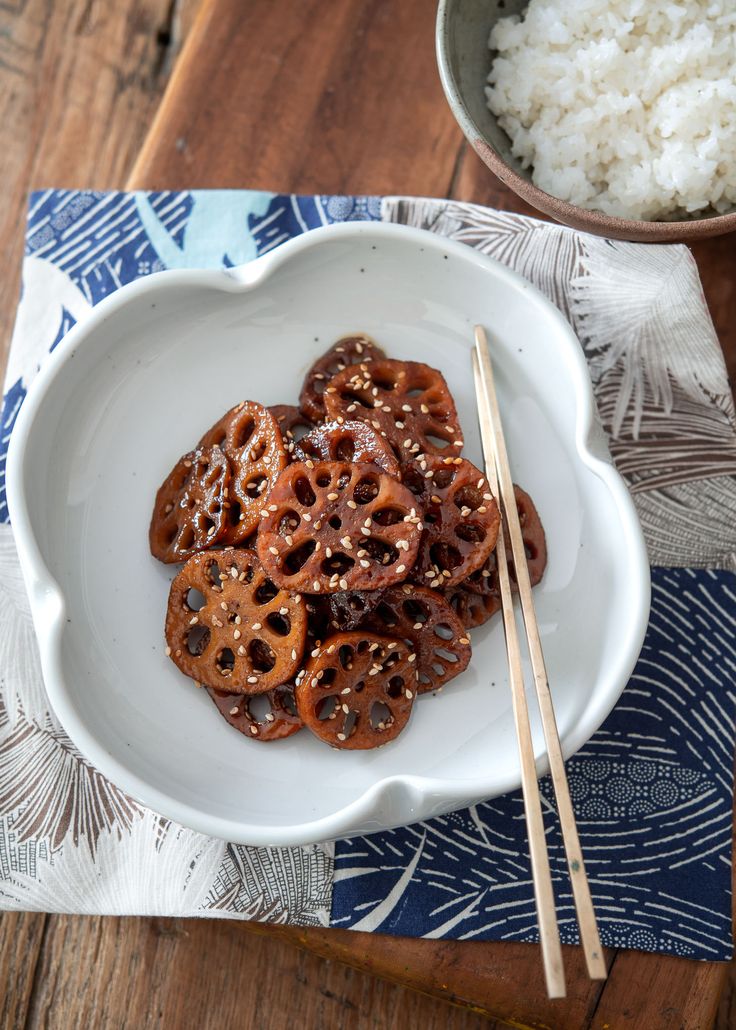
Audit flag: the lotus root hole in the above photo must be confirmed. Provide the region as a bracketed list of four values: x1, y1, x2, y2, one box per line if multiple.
[354, 476, 379, 505]
[233, 416, 256, 449]
[254, 579, 279, 605]
[316, 695, 337, 721]
[283, 540, 316, 574]
[371, 507, 404, 527]
[247, 694, 272, 723]
[186, 587, 206, 611]
[216, 647, 235, 675]
[186, 625, 211, 656]
[249, 638, 276, 672]
[370, 701, 393, 730]
[455, 522, 487, 544]
[294, 476, 317, 506]
[342, 710, 358, 738]
[386, 675, 404, 698]
[245, 475, 268, 498]
[361, 538, 398, 566]
[321, 554, 354, 577]
[266, 611, 291, 636]
[334, 436, 355, 462]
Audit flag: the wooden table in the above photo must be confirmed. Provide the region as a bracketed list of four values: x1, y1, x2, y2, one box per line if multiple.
[1, 0, 734, 1026]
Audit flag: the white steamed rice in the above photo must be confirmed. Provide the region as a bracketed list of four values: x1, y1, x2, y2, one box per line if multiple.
[485, 1, 736, 221]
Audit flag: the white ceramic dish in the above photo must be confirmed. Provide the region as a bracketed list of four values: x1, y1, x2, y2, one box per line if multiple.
[7, 222, 650, 846]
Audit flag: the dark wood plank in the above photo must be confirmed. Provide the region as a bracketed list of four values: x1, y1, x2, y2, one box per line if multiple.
[24, 916, 503, 1030]
[0, 912, 47, 1029]
[242, 924, 606, 1029]
[591, 951, 728, 1030]
[128, 0, 462, 197]
[0, 0, 199, 376]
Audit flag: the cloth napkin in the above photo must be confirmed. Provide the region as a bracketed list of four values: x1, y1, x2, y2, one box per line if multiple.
[1, 190, 734, 959]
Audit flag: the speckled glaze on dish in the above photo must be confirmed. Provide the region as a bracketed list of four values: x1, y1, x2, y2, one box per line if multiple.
[436, 0, 736, 242]
[7, 221, 650, 846]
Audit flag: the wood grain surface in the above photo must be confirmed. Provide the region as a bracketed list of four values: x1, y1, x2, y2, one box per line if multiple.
[1, 0, 734, 1027]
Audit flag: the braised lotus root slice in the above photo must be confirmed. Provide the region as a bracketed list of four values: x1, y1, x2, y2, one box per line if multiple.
[299, 334, 385, 423]
[362, 585, 471, 693]
[294, 632, 417, 750]
[165, 549, 307, 694]
[323, 358, 464, 463]
[150, 446, 230, 563]
[256, 460, 424, 593]
[198, 401, 288, 544]
[443, 584, 502, 630]
[207, 683, 303, 742]
[401, 454, 500, 588]
[268, 404, 314, 458]
[294, 419, 400, 477]
[465, 484, 547, 595]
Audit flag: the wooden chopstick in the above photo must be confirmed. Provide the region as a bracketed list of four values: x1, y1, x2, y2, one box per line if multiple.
[471, 349, 566, 1000]
[473, 326, 607, 985]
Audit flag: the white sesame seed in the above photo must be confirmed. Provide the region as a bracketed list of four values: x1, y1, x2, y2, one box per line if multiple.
[359, 559, 370, 568]
[291, 649, 297, 660]
[164, 646, 171, 656]
[339, 578, 348, 590]
[265, 713, 275, 722]
[325, 546, 332, 558]
[408, 653, 417, 663]
[269, 546, 279, 555]
[311, 677, 319, 688]
[248, 676, 258, 684]
[413, 622, 423, 630]
[252, 622, 262, 630]
[312, 580, 321, 592]
[405, 689, 414, 699]
[420, 404, 429, 414]
[341, 687, 351, 694]
[396, 564, 406, 574]
[303, 513, 312, 522]
[229, 706, 239, 715]
[238, 645, 246, 656]
[327, 492, 339, 501]
[347, 500, 357, 509]
[233, 629, 241, 639]
[249, 725, 258, 735]
[337, 732, 346, 741]
[341, 704, 350, 713]
[189, 615, 199, 625]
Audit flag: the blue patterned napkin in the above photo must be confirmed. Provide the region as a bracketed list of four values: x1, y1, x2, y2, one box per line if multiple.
[1, 190, 734, 959]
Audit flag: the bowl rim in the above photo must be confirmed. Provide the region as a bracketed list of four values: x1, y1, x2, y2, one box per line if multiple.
[6, 220, 651, 845]
[436, 0, 736, 242]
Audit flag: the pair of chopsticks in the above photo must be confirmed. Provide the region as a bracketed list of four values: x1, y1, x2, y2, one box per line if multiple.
[472, 326, 606, 999]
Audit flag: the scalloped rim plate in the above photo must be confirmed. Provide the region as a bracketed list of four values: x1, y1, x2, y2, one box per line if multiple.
[7, 222, 650, 845]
